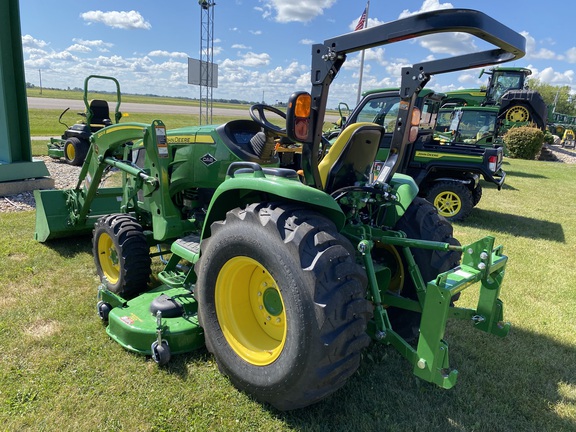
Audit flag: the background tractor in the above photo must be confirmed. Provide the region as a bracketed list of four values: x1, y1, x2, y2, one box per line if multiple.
[47, 75, 123, 166]
[443, 67, 548, 135]
[35, 9, 523, 410]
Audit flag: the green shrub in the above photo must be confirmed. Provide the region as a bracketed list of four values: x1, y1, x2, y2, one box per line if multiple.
[543, 130, 555, 144]
[503, 126, 544, 160]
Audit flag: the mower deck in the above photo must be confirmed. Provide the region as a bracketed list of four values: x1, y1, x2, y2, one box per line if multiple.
[99, 285, 204, 356]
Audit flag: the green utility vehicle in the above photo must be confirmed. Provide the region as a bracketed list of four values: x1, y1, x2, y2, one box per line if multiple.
[47, 75, 123, 166]
[335, 88, 505, 221]
[35, 9, 522, 410]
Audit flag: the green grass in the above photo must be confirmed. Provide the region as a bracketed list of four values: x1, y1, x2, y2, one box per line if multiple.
[27, 87, 253, 110]
[1, 157, 575, 431]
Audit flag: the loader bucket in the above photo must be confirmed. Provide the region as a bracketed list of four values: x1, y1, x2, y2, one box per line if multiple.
[34, 188, 123, 242]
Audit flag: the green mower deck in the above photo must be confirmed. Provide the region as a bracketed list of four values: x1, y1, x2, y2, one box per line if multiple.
[98, 285, 204, 357]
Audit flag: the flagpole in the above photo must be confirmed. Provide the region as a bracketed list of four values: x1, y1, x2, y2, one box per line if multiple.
[356, 1, 370, 104]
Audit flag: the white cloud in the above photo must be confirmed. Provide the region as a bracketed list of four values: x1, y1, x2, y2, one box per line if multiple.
[399, 0, 454, 18]
[262, 0, 337, 23]
[231, 44, 251, 49]
[67, 44, 92, 53]
[21, 35, 48, 49]
[521, 31, 561, 61]
[532, 66, 574, 87]
[566, 47, 576, 63]
[71, 38, 114, 53]
[80, 10, 152, 30]
[299, 39, 314, 45]
[221, 52, 271, 68]
[148, 50, 189, 59]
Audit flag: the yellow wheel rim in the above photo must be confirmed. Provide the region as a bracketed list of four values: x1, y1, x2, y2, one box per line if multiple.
[97, 232, 119, 284]
[65, 143, 75, 161]
[434, 191, 462, 218]
[215, 256, 286, 366]
[506, 106, 529, 123]
[375, 243, 405, 294]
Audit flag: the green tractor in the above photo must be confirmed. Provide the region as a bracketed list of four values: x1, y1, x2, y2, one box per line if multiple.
[443, 66, 548, 134]
[47, 75, 123, 166]
[35, 9, 523, 410]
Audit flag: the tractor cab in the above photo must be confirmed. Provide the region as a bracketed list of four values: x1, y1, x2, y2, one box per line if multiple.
[481, 66, 531, 105]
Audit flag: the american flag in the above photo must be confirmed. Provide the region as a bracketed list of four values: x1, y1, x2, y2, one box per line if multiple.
[355, 7, 367, 31]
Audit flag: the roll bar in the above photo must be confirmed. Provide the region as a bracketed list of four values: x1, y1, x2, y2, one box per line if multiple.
[297, 8, 526, 188]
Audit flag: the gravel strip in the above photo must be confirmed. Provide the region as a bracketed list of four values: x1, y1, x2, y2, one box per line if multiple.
[2, 146, 576, 214]
[1, 156, 81, 213]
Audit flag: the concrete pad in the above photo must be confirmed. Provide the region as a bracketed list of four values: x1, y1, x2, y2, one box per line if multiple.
[0, 177, 55, 196]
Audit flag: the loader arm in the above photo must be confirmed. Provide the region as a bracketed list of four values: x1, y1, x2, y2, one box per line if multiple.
[35, 122, 166, 242]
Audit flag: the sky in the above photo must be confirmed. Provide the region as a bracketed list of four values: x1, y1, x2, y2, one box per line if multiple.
[18, 0, 576, 109]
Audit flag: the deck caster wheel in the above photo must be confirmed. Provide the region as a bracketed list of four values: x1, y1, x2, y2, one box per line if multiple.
[151, 341, 171, 366]
[97, 301, 112, 321]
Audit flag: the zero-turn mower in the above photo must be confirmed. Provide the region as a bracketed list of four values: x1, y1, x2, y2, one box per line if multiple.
[47, 75, 123, 166]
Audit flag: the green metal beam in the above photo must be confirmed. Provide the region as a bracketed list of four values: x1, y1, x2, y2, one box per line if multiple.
[0, 0, 49, 182]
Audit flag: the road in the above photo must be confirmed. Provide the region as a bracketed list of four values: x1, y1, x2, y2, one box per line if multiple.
[27, 97, 338, 122]
[27, 97, 251, 117]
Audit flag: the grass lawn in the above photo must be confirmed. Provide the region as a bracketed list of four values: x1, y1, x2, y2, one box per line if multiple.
[1, 156, 574, 431]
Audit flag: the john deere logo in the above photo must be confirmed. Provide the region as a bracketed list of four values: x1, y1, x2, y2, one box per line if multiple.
[200, 153, 217, 166]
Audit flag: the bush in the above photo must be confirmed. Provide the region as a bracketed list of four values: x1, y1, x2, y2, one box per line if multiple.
[503, 126, 545, 160]
[543, 130, 555, 144]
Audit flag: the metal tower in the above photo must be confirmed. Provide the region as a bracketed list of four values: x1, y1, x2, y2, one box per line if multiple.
[199, 0, 215, 125]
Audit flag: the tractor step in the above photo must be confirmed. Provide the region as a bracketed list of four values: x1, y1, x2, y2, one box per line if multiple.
[157, 234, 201, 289]
[171, 233, 201, 262]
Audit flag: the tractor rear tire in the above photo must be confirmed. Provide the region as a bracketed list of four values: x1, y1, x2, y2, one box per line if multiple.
[385, 197, 462, 340]
[472, 183, 483, 207]
[426, 181, 474, 222]
[64, 137, 89, 166]
[93, 214, 151, 298]
[195, 202, 372, 411]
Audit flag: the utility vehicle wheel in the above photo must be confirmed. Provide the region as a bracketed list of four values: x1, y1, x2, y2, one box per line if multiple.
[426, 181, 474, 221]
[385, 197, 462, 339]
[64, 137, 89, 166]
[151, 341, 171, 366]
[195, 203, 371, 411]
[93, 214, 151, 298]
[472, 184, 483, 207]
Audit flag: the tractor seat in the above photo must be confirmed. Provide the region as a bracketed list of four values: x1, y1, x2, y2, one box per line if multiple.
[88, 99, 112, 130]
[318, 122, 383, 193]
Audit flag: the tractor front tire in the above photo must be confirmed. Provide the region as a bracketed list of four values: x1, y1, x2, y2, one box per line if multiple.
[386, 197, 462, 339]
[426, 181, 474, 221]
[195, 203, 372, 411]
[64, 137, 89, 166]
[93, 214, 151, 298]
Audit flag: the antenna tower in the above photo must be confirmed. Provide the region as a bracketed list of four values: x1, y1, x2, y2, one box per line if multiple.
[199, 1, 215, 125]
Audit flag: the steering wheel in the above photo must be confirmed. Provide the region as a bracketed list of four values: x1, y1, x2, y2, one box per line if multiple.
[249, 104, 287, 136]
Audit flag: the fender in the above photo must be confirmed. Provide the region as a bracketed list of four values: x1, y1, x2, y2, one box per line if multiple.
[382, 173, 419, 227]
[202, 163, 346, 238]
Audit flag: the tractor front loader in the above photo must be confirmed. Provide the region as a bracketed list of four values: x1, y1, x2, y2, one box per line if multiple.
[35, 9, 523, 411]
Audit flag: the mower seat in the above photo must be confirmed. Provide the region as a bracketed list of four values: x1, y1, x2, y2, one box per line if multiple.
[318, 122, 383, 194]
[88, 99, 112, 130]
